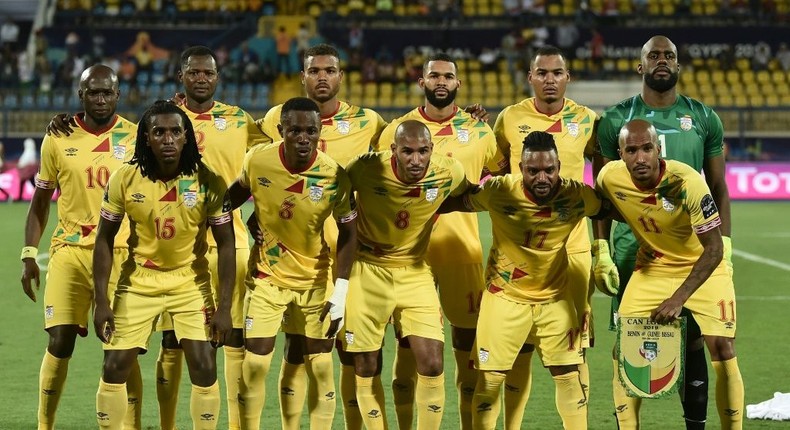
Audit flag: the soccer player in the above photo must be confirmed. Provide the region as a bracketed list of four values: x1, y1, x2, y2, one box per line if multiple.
[92, 100, 235, 430]
[593, 35, 732, 430]
[21, 65, 141, 430]
[442, 131, 605, 430]
[596, 119, 743, 430]
[491, 45, 598, 428]
[376, 52, 497, 430]
[226, 97, 358, 430]
[343, 120, 470, 430]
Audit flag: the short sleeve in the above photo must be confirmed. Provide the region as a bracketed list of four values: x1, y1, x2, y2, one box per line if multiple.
[332, 167, 358, 224]
[597, 110, 621, 160]
[466, 175, 500, 212]
[448, 158, 472, 197]
[583, 112, 600, 159]
[238, 147, 256, 188]
[491, 109, 511, 172]
[206, 172, 232, 226]
[579, 183, 603, 218]
[100, 169, 126, 222]
[368, 110, 388, 152]
[244, 111, 269, 150]
[258, 107, 281, 146]
[376, 122, 398, 153]
[684, 172, 721, 235]
[36, 135, 59, 189]
[702, 106, 724, 159]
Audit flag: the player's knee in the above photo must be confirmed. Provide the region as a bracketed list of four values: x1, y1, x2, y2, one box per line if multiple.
[225, 328, 244, 348]
[284, 334, 307, 363]
[451, 326, 476, 351]
[416, 355, 443, 377]
[519, 343, 535, 354]
[706, 336, 736, 361]
[187, 358, 218, 386]
[336, 344, 355, 366]
[102, 358, 130, 384]
[548, 364, 577, 377]
[160, 330, 181, 349]
[354, 352, 380, 377]
[47, 327, 78, 358]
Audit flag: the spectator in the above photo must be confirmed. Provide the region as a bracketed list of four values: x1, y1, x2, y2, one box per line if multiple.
[275, 26, 292, 75]
[377, 59, 396, 83]
[215, 45, 230, 69]
[0, 45, 18, 89]
[555, 20, 579, 59]
[34, 51, 53, 92]
[260, 59, 275, 83]
[123, 31, 169, 61]
[348, 22, 363, 53]
[775, 43, 790, 71]
[501, 29, 520, 78]
[118, 56, 137, 82]
[752, 44, 771, 71]
[18, 50, 34, 89]
[65, 31, 80, 55]
[362, 57, 377, 83]
[479, 47, 499, 72]
[17, 138, 38, 202]
[0, 16, 19, 50]
[296, 23, 310, 61]
[589, 28, 604, 77]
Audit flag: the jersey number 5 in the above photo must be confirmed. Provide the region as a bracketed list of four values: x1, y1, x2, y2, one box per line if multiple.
[155, 217, 176, 240]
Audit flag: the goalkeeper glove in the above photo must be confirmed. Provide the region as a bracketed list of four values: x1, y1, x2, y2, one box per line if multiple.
[325, 278, 349, 337]
[722, 236, 733, 275]
[591, 239, 620, 297]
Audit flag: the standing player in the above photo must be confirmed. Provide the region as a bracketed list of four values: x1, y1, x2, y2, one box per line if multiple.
[255, 43, 386, 430]
[344, 120, 470, 430]
[226, 97, 358, 430]
[21, 65, 141, 430]
[491, 45, 598, 428]
[596, 120, 743, 430]
[593, 35, 732, 430]
[93, 100, 235, 430]
[442, 131, 605, 430]
[376, 53, 497, 430]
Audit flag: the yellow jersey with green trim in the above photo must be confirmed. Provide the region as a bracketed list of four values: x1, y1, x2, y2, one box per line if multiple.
[101, 163, 232, 270]
[347, 151, 469, 267]
[596, 159, 727, 276]
[378, 106, 498, 265]
[493, 98, 597, 254]
[239, 143, 356, 290]
[36, 114, 136, 250]
[256, 100, 387, 167]
[182, 101, 268, 249]
[468, 175, 602, 303]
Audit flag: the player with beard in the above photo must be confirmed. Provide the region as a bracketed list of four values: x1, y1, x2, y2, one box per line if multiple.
[376, 53, 498, 430]
[593, 35, 731, 430]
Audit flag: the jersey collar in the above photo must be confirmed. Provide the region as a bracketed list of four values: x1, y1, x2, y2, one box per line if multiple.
[75, 113, 119, 136]
[418, 105, 458, 123]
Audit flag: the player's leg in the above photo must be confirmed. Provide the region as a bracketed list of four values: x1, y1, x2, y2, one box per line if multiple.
[392, 332, 416, 430]
[297, 287, 337, 429]
[280, 333, 308, 430]
[567, 252, 593, 400]
[336, 334, 363, 430]
[503, 344, 535, 430]
[706, 336, 743, 430]
[97, 349, 140, 430]
[181, 340, 221, 430]
[156, 327, 182, 430]
[680, 311, 708, 430]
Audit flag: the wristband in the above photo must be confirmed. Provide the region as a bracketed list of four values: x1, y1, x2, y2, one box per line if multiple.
[332, 278, 349, 297]
[21, 246, 38, 261]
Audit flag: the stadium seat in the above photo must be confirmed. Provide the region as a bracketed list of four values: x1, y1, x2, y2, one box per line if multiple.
[771, 70, 787, 84]
[36, 93, 51, 108]
[2, 94, 18, 109]
[725, 70, 740, 85]
[765, 94, 780, 107]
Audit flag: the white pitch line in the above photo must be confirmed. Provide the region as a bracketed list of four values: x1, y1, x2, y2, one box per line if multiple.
[733, 249, 790, 272]
[591, 294, 790, 301]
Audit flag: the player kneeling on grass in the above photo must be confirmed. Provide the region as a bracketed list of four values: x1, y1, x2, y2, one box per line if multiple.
[92, 100, 235, 430]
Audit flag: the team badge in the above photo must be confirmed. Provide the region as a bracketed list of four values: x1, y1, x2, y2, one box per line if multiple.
[662, 197, 675, 212]
[337, 120, 350, 135]
[183, 190, 198, 208]
[426, 188, 439, 202]
[457, 128, 469, 143]
[345, 331, 354, 345]
[245, 316, 254, 330]
[679, 115, 693, 131]
[309, 185, 324, 202]
[478, 348, 489, 364]
[113, 145, 126, 160]
[214, 117, 227, 131]
[567, 121, 579, 137]
[45, 305, 54, 319]
[617, 316, 686, 399]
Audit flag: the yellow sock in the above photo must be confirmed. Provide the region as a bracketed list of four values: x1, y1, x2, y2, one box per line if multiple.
[612, 357, 640, 430]
[38, 350, 70, 430]
[712, 358, 744, 430]
[415, 373, 445, 429]
[452, 349, 476, 430]
[392, 344, 416, 430]
[279, 359, 307, 430]
[238, 351, 273, 430]
[553, 370, 588, 430]
[306, 353, 336, 429]
[578, 360, 590, 401]
[355, 375, 387, 430]
[340, 364, 363, 430]
[190, 382, 220, 430]
[124, 359, 142, 430]
[223, 346, 245, 430]
[96, 379, 127, 430]
[156, 347, 183, 430]
[472, 370, 505, 430]
[504, 351, 533, 429]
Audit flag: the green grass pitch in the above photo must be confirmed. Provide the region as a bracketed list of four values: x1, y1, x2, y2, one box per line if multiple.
[1, 201, 788, 429]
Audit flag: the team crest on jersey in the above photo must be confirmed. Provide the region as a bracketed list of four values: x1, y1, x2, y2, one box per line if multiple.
[679, 115, 693, 131]
[113, 145, 126, 160]
[567, 121, 579, 137]
[45, 305, 54, 319]
[214, 117, 227, 131]
[662, 197, 676, 213]
[345, 331, 354, 345]
[478, 348, 489, 364]
[457, 128, 469, 143]
[309, 185, 324, 202]
[245, 316, 254, 330]
[337, 120, 350, 135]
[426, 188, 439, 202]
[183, 190, 198, 208]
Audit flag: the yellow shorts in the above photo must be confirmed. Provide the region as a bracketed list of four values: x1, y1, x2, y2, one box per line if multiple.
[474, 288, 583, 371]
[433, 263, 484, 329]
[567, 251, 594, 348]
[209, 246, 249, 329]
[245, 275, 330, 339]
[43, 246, 128, 333]
[108, 264, 214, 350]
[619, 269, 736, 338]
[343, 260, 443, 353]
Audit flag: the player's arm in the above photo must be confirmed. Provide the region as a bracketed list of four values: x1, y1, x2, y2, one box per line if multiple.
[209, 216, 235, 346]
[227, 179, 252, 211]
[490, 110, 511, 175]
[703, 154, 732, 271]
[591, 162, 621, 296]
[92, 214, 121, 343]
[438, 185, 482, 213]
[651, 227, 723, 324]
[321, 216, 358, 338]
[21, 185, 55, 302]
[45, 113, 77, 137]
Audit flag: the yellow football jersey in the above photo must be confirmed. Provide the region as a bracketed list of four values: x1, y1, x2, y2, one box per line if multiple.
[378, 106, 498, 265]
[493, 98, 597, 254]
[239, 143, 356, 290]
[468, 175, 602, 303]
[101, 164, 232, 270]
[182, 101, 268, 249]
[347, 150, 469, 267]
[36, 114, 136, 250]
[256, 100, 387, 168]
[596, 159, 726, 276]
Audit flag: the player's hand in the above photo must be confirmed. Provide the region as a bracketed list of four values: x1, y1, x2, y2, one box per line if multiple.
[591, 239, 620, 296]
[169, 92, 187, 106]
[722, 236, 733, 276]
[209, 308, 232, 348]
[93, 304, 115, 344]
[651, 296, 684, 325]
[21, 258, 41, 302]
[319, 278, 349, 338]
[463, 103, 490, 122]
[46, 113, 76, 137]
[246, 217, 263, 245]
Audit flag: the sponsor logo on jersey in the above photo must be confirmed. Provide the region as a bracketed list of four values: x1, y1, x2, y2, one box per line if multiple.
[426, 188, 439, 202]
[131, 193, 145, 203]
[518, 124, 531, 134]
[614, 191, 627, 201]
[374, 186, 388, 196]
[183, 190, 198, 208]
[309, 185, 324, 202]
[113, 145, 126, 160]
[65, 147, 78, 156]
[567, 121, 579, 137]
[457, 128, 469, 143]
[679, 115, 693, 131]
[257, 177, 271, 187]
[337, 120, 350, 135]
[214, 117, 227, 131]
[478, 347, 489, 363]
[662, 197, 675, 212]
